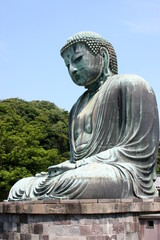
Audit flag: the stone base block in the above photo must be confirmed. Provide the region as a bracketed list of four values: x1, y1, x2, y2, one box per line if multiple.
[0, 198, 160, 239]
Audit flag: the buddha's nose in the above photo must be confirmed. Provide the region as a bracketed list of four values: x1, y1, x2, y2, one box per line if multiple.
[69, 65, 77, 75]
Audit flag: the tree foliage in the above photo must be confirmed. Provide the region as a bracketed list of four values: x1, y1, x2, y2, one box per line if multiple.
[0, 98, 69, 200]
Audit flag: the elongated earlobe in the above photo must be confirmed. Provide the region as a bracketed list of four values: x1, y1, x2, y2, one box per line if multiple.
[100, 47, 111, 77]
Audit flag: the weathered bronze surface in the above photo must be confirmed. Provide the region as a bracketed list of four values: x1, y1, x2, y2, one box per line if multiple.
[8, 32, 159, 200]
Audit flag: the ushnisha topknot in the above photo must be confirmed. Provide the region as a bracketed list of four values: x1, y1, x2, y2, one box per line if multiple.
[60, 31, 118, 74]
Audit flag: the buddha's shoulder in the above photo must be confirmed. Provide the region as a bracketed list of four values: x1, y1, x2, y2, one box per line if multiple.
[109, 74, 152, 90]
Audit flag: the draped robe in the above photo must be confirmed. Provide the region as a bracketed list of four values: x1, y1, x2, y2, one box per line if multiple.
[8, 74, 159, 200]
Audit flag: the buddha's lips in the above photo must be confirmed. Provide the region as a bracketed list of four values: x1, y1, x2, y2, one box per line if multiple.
[74, 74, 80, 81]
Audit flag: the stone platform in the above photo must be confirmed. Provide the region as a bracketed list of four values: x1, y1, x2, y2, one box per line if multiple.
[0, 198, 160, 240]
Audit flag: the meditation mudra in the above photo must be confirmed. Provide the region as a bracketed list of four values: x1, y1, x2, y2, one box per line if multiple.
[8, 32, 159, 200]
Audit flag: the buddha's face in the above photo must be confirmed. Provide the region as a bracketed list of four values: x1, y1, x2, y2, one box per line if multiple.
[62, 43, 104, 87]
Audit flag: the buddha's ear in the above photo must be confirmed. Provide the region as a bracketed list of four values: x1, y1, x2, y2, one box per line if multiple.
[100, 47, 109, 63]
[100, 47, 110, 75]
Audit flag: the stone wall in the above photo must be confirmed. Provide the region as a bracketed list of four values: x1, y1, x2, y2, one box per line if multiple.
[0, 198, 160, 240]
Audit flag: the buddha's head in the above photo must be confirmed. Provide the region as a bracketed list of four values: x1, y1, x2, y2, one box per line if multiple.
[60, 32, 118, 87]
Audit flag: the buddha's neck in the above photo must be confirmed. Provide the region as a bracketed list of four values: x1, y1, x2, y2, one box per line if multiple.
[85, 75, 107, 98]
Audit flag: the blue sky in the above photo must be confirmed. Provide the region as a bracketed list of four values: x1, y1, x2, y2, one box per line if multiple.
[0, 0, 160, 113]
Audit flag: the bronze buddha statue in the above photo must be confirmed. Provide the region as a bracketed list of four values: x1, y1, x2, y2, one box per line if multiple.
[8, 32, 159, 200]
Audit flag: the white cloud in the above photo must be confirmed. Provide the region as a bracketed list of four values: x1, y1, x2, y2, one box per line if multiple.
[123, 0, 160, 11]
[121, 0, 160, 34]
[123, 18, 160, 35]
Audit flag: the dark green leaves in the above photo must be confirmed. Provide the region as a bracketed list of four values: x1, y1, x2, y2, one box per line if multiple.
[0, 98, 69, 200]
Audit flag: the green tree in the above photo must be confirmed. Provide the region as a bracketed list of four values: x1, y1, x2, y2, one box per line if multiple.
[0, 98, 70, 200]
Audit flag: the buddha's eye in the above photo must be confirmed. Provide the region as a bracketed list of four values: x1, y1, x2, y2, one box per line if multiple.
[74, 55, 83, 64]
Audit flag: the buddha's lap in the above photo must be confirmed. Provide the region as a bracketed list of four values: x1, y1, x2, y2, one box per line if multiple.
[13, 162, 128, 190]
[9, 162, 134, 199]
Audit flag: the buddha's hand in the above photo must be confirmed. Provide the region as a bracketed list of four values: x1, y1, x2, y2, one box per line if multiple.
[48, 160, 75, 177]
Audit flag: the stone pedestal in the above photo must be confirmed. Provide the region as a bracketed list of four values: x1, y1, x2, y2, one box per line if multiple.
[0, 198, 160, 240]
